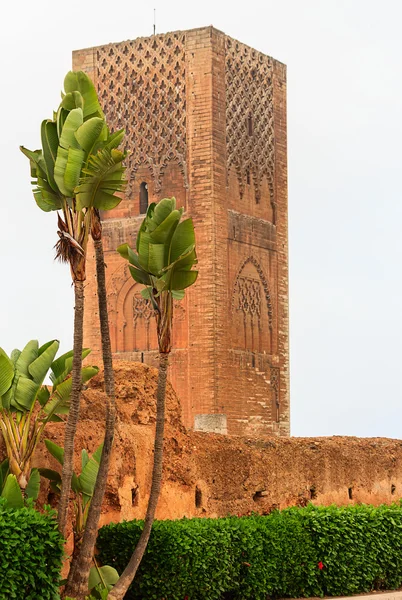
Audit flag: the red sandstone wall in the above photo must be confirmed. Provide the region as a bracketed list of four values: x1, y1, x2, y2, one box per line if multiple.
[73, 26, 289, 436]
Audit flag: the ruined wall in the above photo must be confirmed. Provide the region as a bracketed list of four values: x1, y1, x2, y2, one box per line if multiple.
[36, 364, 402, 528]
[74, 26, 289, 436]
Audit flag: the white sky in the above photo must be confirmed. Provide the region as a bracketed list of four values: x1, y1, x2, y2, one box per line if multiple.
[1, 0, 401, 437]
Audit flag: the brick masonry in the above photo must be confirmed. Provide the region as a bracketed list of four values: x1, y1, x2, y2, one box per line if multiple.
[73, 26, 289, 436]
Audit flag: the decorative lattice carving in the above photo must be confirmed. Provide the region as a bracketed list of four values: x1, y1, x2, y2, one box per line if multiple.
[226, 37, 275, 205]
[133, 294, 156, 322]
[232, 256, 273, 330]
[96, 33, 187, 195]
[237, 276, 261, 319]
[106, 263, 130, 302]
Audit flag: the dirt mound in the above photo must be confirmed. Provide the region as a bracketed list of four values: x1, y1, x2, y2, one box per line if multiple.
[80, 360, 185, 430]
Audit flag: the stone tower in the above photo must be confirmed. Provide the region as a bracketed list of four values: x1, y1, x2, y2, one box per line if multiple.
[74, 26, 289, 436]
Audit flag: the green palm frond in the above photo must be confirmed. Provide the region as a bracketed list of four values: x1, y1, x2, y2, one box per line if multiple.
[75, 147, 127, 211]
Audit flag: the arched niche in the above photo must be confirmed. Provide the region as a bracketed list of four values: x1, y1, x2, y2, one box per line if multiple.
[116, 280, 158, 352]
[139, 181, 149, 214]
[231, 257, 273, 354]
[158, 157, 187, 210]
[107, 265, 189, 354]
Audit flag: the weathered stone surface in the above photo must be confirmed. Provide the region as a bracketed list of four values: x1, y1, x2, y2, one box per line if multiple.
[74, 26, 289, 437]
[32, 364, 402, 527]
[194, 414, 228, 434]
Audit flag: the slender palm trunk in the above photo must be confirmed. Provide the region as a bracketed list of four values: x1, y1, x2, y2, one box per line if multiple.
[58, 279, 85, 538]
[108, 352, 169, 600]
[65, 238, 116, 599]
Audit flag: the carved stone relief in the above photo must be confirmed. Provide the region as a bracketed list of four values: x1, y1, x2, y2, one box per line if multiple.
[96, 33, 188, 196]
[106, 262, 187, 353]
[226, 37, 275, 206]
[231, 256, 273, 354]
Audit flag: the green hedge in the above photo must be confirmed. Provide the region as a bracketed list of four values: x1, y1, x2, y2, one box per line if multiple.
[0, 501, 63, 600]
[97, 503, 402, 599]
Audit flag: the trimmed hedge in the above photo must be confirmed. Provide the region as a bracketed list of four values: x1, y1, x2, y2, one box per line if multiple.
[97, 503, 402, 599]
[0, 501, 63, 600]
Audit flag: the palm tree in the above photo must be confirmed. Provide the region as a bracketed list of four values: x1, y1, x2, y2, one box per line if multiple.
[20, 71, 126, 540]
[64, 210, 119, 598]
[108, 198, 198, 600]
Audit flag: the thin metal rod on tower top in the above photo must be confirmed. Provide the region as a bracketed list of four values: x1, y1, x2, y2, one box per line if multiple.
[153, 9, 156, 35]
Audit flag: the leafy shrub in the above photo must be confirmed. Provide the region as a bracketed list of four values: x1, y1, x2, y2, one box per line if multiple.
[0, 500, 63, 599]
[97, 503, 402, 599]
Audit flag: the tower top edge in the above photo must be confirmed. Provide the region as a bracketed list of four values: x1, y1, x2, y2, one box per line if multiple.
[72, 25, 286, 67]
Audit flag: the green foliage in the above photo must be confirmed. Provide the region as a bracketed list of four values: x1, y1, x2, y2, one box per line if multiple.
[97, 503, 402, 599]
[20, 71, 126, 214]
[117, 197, 198, 353]
[39, 441, 103, 538]
[20, 70, 126, 281]
[88, 563, 119, 598]
[117, 198, 198, 299]
[0, 499, 63, 599]
[0, 340, 98, 492]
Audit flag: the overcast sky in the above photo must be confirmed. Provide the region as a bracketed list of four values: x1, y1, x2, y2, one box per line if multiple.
[1, 0, 401, 438]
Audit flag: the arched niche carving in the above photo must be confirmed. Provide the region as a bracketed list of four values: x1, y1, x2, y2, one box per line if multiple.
[116, 279, 158, 353]
[106, 261, 189, 354]
[158, 157, 187, 210]
[231, 256, 273, 354]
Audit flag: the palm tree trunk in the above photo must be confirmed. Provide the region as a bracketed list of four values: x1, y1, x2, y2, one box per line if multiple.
[58, 279, 85, 538]
[65, 237, 116, 598]
[108, 352, 169, 600]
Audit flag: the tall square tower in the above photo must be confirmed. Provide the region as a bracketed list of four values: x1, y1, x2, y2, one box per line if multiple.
[74, 26, 289, 436]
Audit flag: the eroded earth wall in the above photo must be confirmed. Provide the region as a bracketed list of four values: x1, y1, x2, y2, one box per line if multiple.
[33, 364, 402, 527]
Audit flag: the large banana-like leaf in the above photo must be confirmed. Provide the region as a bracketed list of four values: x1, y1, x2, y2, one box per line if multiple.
[170, 269, 198, 290]
[78, 444, 103, 497]
[0, 349, 14, 397]
[105, 128, 125, 150]
[26, 469, 40, 501]
[64, 71, 104, 120]
[21, 146, 63, 212]
[74, 147, 127, 211]
[137, 231, 152, 272]
[170, 218, 196, 262]
[44, 366, 99, 416]
[148, 243, 165, 275]
[43, 440, 80, 493]
[65, 147, 85, 193]
[37, 468, 61, 491]
[37, 387, 50, 407]
[44, 439, 64, 465]
[58, 108, 83, 150]
[12, 377, 40, 412]
[15, 340, 38, 378]
[81, 449, 90, 471]
[75, 117, 104, 154]
[50, 348, 91, 383]
[1, 475, 24, 508]
[61, 91, 84, 112]
[88, 565, 119, 592]
[54, 146, 84, 197]
[128, 266, 152, 286]
[54, 108, 85, 196]
[150, 210, 182, 248]
[41, 120, 59, 192]
[28, 340, 59, 384]
[147, 198, 176, 232]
